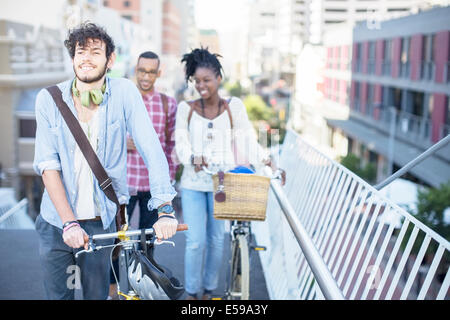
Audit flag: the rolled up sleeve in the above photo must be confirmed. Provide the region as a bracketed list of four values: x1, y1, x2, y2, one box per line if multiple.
[33, 89, 61, 176]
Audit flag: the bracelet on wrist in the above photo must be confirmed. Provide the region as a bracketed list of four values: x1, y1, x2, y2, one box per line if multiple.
[157, 214, 177, 221]
[62, 220, 79, 233]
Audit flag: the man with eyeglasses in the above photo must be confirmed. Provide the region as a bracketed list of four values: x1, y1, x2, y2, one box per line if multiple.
[126, 51, 178, 229]
[108, 51, 179, 299]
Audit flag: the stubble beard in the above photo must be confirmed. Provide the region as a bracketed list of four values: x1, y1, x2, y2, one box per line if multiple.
[74, 61, 108, 84]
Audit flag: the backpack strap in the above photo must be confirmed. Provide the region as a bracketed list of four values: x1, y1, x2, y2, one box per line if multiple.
[222, 98, 233, 129]
[186, 98, 233, 129]
[160, 93, 170, 146]
[186, 100, 196, 129]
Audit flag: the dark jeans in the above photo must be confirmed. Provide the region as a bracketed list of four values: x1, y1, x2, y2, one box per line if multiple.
[35, 214, 115, 300]
[127, 191, 158, 229]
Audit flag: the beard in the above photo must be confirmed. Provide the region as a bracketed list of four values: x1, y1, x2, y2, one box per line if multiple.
[74, 61, 108, 84]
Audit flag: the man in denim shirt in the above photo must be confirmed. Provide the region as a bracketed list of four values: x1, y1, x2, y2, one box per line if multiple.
[33, 23, 178, 300]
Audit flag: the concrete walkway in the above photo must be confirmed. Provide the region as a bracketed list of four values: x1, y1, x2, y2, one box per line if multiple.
[0, 228, 269, 300]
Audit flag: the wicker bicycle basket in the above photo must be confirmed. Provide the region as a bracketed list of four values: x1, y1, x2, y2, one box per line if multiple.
[212, 172, 270, 221]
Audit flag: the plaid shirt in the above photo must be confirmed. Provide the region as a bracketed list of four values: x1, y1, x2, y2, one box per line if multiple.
[127, 90, 178, 192]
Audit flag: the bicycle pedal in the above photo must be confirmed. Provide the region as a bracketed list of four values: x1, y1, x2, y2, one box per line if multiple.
[252, 245, 266, 251]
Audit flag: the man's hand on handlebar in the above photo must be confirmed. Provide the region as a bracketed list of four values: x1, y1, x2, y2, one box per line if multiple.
[63, 224, 89, 249]
[153, 214, 178, 240]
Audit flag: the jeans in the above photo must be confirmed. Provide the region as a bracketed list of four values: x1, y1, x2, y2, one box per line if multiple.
[181, 188, 225, 295]
[127, 191, 158, 229]
[35, 214, 115, 300]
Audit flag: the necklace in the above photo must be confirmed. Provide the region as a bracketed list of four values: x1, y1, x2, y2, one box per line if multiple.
[200, 98, 222, 141]
[200, 98, 222, 119]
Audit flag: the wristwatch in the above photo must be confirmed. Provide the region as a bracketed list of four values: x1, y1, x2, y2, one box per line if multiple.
[157, 204, 174, 215]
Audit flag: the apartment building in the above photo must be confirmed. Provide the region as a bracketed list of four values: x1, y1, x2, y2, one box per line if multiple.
[321, 6, 450, 187]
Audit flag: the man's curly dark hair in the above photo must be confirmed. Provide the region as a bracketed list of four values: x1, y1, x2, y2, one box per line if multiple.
[64, 22, 115, 60]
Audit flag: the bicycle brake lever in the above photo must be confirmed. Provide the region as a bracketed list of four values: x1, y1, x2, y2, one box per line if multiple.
[154, 239, 175, 247]
[75, 247, 93, 258]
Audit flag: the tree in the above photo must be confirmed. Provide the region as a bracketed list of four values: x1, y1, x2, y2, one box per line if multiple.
[224, 80, 247, 98]
[412, 181, 450, 254]
[339, 153, 376, 183]
[243, 94, 275, 122]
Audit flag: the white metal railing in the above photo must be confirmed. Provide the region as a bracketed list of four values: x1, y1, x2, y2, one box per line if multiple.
[0, 188, 34, 229]
[253, 130, 450, 300]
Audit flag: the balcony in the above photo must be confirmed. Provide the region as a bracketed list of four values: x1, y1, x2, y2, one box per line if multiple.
[374, 108, 433, 145]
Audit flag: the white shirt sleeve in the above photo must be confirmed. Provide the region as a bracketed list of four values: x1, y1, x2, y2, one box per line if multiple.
[230, 98, 269, 168]
[175, 101, 194, 165]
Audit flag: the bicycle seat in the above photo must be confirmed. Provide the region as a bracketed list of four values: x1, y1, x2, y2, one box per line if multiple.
[127, 237, 185, 300]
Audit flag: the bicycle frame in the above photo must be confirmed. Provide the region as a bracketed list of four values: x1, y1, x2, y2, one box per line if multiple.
[76, 224, 187, 300]
[200, 165, 278, 300]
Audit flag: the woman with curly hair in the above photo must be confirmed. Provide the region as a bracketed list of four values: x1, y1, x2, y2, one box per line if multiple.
[175, 47, 273, 300]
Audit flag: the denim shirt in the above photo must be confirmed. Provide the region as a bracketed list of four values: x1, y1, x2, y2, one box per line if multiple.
[33, 77, 177, 230]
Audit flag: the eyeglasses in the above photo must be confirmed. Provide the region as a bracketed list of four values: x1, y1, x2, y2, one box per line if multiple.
[137, 68, 158, 77]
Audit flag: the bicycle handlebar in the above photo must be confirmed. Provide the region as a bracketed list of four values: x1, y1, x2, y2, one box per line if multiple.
[75, 224, 188, 258]
[92, 223, 188, 241]
[201, 165, 284, 181]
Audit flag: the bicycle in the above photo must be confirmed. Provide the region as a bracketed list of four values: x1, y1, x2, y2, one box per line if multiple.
[75, 222, 188, 300]
[201, 165, 284, 300]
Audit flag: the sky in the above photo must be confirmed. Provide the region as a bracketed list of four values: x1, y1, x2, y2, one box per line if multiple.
[195, 0, 249, 32]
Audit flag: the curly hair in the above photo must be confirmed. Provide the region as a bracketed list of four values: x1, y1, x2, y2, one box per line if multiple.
[64, 22, 115, 60]
[180, 47, 223, 82]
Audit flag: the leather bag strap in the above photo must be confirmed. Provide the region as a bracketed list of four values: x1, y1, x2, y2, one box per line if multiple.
[45, 85, 125, 228]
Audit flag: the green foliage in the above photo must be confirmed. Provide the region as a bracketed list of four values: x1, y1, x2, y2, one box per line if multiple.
[414, 181, 450, 244]
[224, 81, 247, 98]
[243, 94, 275, 122]
[242, 94, 286, 146]
[339, 153, 376, 183]
[402, 181, 450, 265]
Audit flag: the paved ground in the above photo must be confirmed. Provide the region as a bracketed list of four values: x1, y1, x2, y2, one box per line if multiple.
[0, 228, 269, 300]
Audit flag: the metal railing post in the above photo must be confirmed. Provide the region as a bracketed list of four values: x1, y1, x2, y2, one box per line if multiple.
[269, 179, 346, 300]
[374, 134, 450, 191]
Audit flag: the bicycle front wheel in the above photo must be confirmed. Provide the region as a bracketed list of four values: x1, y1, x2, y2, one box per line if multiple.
[228, 234, 250, 300]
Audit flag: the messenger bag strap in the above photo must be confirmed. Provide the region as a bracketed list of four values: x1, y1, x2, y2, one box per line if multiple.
[45, 85, 126, 229]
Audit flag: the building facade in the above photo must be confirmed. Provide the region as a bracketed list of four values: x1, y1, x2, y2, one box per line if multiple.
[319, 6, 450, 187]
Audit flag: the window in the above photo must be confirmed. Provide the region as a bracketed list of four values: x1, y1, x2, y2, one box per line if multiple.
[367, 84, 374, 116]
[383, 39, 392, 75]
[400, 37, 410, 78]
[387, 8, 409, 12]
[123, 0, 130, 7]
[354, 82, 361, 111]
[368, 41, 376, 73]
[325, 8, 347, 13]
[421, 34, 435, 80]
[19, 119, 37, 138]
